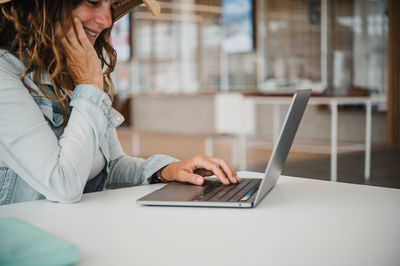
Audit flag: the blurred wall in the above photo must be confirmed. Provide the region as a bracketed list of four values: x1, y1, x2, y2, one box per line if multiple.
[130, 95, 386, 145]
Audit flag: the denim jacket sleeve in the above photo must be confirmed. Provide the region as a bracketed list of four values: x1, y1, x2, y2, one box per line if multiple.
[0, 50, 114, 203]
[106, 128, 178, 189]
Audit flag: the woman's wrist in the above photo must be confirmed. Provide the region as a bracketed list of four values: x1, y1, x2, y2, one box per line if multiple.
[157, 165, 173, 183]
[157, 167, 168, 182]
[91, 78, 104, 91]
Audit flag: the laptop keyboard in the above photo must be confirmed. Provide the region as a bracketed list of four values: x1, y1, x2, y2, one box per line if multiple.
[193, 178, 261, 202]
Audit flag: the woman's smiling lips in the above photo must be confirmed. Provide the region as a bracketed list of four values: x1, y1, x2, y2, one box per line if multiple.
[83, 26, 100, 43]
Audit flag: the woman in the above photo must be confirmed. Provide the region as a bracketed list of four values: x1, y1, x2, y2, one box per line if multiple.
[0, 0, 238, 205]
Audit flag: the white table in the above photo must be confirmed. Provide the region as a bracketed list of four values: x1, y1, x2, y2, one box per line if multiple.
[1, 172, 399, 266]
[237, 96, 386, 181]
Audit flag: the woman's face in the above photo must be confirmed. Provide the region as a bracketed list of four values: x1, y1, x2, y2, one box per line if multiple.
[71, 0, 114, 45]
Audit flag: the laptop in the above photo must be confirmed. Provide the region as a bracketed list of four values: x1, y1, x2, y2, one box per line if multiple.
[137, 89, 312, 208]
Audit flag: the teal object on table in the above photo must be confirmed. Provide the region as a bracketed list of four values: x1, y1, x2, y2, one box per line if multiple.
[0, 217, 79, 266]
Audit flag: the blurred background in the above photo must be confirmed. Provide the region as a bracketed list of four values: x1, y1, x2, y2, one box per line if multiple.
[111, 0, 400, 188]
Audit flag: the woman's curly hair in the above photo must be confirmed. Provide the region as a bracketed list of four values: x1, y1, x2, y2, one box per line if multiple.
[0, 0, 117, 127]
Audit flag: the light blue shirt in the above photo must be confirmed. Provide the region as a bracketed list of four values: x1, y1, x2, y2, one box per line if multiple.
[0, 49, 178, 205]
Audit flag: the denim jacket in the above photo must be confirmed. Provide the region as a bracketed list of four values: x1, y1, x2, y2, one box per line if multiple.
[0, 49, 178, 205]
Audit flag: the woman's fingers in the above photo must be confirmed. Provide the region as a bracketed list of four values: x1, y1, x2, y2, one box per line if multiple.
[58, 18, 104, 90]
[161, 155, 238, 186]
[193, 155, 237, 184]
[209, 157, 239, 183]
[64, 19, 82, 49]
[160, 155, 238, 186]
[179, 172, 204, 185]
[58, 23, 72, 51]
[196, 157, 231, 185]
[73, 17, 93, 49]
[61, 18, 91, 54]
[194, 169, 214, 176]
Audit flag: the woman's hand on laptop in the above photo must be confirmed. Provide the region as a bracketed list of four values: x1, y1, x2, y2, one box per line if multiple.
[159, 155, 239, 185]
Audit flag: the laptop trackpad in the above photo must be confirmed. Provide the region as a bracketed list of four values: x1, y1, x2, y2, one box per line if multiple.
[141, 181, 216, 201]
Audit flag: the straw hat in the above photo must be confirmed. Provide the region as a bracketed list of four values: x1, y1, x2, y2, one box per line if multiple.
[0, 0, 160, 21]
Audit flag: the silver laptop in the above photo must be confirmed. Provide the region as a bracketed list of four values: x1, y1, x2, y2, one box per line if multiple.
[137, 89, 312, 208]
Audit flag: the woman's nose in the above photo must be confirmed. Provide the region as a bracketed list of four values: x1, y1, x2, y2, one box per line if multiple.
[95, 7, 112, 29]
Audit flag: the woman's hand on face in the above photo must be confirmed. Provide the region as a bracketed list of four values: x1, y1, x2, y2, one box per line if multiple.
[159, 155, 239, 185]
[60, 17, 104, 91]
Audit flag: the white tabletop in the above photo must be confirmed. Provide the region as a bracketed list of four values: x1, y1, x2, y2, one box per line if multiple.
[1, 172, 399, 266]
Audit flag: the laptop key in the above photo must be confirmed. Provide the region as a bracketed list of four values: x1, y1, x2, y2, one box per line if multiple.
[239, 184, 260, 201]
[209, 179, 251, 202]
[192, 180, 218, 201]
[193, 178, 260, 202]
[229, 179, 262, 202]
[193, 182, 226, 201]
[207, 184, 240, 201]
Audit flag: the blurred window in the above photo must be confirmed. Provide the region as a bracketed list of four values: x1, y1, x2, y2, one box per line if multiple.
[121, 0, 387, 96]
